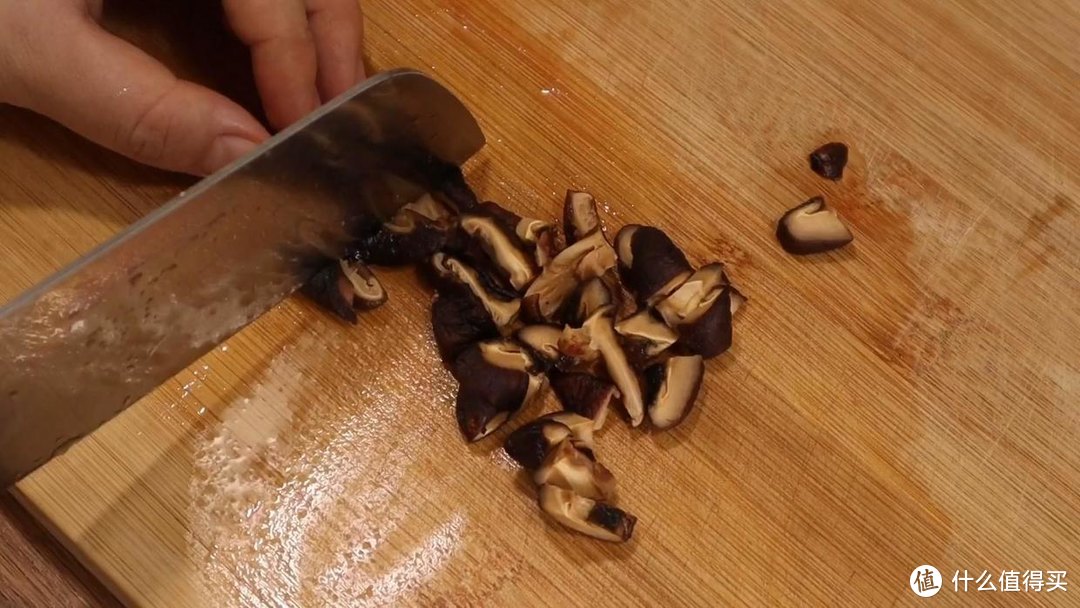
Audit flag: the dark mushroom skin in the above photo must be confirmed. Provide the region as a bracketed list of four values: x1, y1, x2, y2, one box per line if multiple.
[431, 289, 500, 362]
[459, 213, 538, 292]
[301, 259, 385, 323]
[537, 485, 637, 542]
[586, 503, 637, 541]
[428, 254, 521, 329]
[809, 142, 849, 180]
[615, 225, 693, 305]
[503, 419, 573, 470]
[676, 287, 734, 359]
[351, 218, 448, 266]
[563, 190, 602, 244]
[775, 196, 854, 255]
[549, 370, 618, 428]
[451, 343, 536, 441]
[644, 355, 704, 429]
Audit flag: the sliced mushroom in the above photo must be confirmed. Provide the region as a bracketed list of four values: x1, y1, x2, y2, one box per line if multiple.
[809, 142, 849, 180]
[536, 411, 596, 451]
[614, 225, 693, 306]
[522, 230, 615, 323]
[614, 309, 679, 367]
[431, 288, 499, 362]
[538, 485, 636, 542]
[301, 259, 387, 323]
[352, 194, 456, 266]
[460, 214, 537, 291]
[655, 264, 738, 359]
[531, 224, 563, 267]
[430, 253, 521, 329]
[534, 439, 616, 500]
[644, 355, 704, 430]
[574, 278, 613, 323]
[515, 324, 563, 369]
[452, 340, 544, 441]
[550, 371, 618, 429]
[776, 196, 854, 255]
[503, 418, 573, 470]
[655, 263, 728, 328]
[562, 308, 646, 426]
[563, 190, 602, 244]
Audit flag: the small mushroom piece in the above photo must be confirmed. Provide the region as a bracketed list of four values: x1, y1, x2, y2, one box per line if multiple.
[301, 258, 387, 323]
[614, 309, 679, 366]
[566, 308, 646, 426]
[574, 278, 613, 323]
[614, 225, 693, 306]
[352, 194, 456, 266]
[809, 142, 849, 180]
[460, 214, 537, 291]
[538, 485, 636, 542]
[430, 253, 521, 329]
[536, 411, 596, 451]
[775, 196, 854, 255]
[534, 439, 616, 500]
[515, 324, 564, 370]
[644, 355, 704, 429]
[522, 230, 615, 322]
[655, 264, 738, 359]
[503, 418, 573, 470]
[431, 289, 500, 362]
[563, 190, 602, 244]
[452, 340, 545, 441]
[550, 371, 618, 429]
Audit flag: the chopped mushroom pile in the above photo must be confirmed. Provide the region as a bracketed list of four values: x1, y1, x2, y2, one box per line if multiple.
[301, 185, 747, 543]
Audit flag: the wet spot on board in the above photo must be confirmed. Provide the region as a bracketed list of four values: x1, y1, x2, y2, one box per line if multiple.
[1017, 194, 1073, 277]
[881, 293, 974, 374]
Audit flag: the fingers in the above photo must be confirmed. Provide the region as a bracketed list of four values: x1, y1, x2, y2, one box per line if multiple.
[8, 7, 268, 175]
[305, 0, 365, 99]
[223, 0, 320, 130]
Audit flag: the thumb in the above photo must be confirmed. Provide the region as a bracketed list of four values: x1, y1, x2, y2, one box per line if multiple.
[10, 13, 269, 176]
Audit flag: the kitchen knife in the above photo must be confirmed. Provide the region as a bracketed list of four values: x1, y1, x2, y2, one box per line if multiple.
[0, 69, 485, 486]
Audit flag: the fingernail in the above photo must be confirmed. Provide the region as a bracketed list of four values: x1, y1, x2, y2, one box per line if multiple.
[201, 135, 259, 176]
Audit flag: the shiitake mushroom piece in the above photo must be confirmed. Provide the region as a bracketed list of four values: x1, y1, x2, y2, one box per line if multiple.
[431, 288, 500, 362]
[430, 253, 521, 330]
[549, 370, 618, 430]
[775, 196, 854, 255]
[534, 438, 616, 500]
[351, 194, 456, 266]
[522, 230, 616, 323]
[614, 225, 693, 306]
[459, 214, 538, 291]
[563, 190, 602, 244]
[451, 340, 545, 442]
[809, 142, 849, 180]
[538, 485, 636, 543]
[644, 355, 705, 430]
[514, 324, 563, 370]
[614, 309, 679, 368]
[503, 411, 596, 470]
[560, 307, 645, 426]
[301, 258, 387, 323]
[655, 264, 742, 359]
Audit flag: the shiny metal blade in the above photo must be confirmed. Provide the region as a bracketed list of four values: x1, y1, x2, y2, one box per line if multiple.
[0, 69, 485, 485]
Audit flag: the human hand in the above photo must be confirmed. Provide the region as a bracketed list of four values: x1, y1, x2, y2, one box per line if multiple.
[0, 0, 365, 176]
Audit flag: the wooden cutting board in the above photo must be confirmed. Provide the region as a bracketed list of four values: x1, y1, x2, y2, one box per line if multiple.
[2, 0, 1078, 606]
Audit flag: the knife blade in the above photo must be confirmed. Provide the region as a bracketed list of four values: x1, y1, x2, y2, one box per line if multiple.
[0, 69, 485, 485]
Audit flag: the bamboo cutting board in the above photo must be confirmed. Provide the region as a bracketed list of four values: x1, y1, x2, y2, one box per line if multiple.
[2, 0, 1078, 606]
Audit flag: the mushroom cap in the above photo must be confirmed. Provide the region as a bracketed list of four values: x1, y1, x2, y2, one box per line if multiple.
[451, 340, 543, 441]
[809, 142, 849, 180]
[614, 225, 693, 304]
[645, 355, 705, 429]
[523, 230, 615, 323]
[432, 288, 500, 362]
[431, 253, 521, 328]
[460, 214, 538, 291]
[775, 196, 854, 255]
[549, 371, 619, 429]
[339, 259, 387, 309]
[503, 419, 573, 470]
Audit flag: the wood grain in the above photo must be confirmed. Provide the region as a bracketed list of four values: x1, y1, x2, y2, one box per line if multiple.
[3, 0, 1079, 606]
